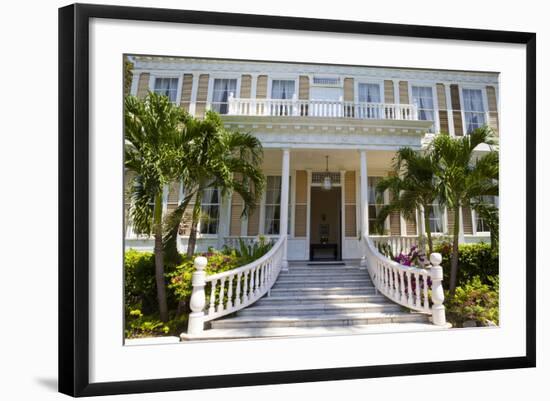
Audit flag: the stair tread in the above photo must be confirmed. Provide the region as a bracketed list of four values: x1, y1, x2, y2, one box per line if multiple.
[216, 311, 427, 322]
[243, 302, 399, 310]
[258, 292, 387, 302]
[182, 323, 445, 340]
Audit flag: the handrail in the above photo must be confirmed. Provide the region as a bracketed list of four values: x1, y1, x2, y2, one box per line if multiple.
[186, 235, 286, 334]
[362, 236, 446, 326]
[370, 235, 419, 257]
[225, 96, 419, 121]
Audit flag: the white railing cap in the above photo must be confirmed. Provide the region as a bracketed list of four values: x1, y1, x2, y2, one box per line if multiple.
[206, 235, 286, 282]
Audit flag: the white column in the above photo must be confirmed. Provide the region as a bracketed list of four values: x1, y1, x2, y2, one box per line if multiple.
[359, 150, 369, 266]
[280, 149, 291, 270]
[418, 206, 426, 237]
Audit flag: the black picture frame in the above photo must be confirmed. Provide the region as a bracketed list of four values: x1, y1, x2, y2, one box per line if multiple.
[58, 3, 536, 397]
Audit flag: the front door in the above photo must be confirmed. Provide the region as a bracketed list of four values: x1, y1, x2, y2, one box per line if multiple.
[310, 187, 341, 261]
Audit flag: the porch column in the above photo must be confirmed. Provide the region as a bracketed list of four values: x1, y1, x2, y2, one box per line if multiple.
[280, 148, 291, 270]
[359, 150, 369, 266]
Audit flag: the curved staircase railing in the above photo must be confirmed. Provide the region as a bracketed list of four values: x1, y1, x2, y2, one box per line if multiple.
[186, 235, 286, 335]
[362, 236, 447, 326]
[370, 235, 419, 256]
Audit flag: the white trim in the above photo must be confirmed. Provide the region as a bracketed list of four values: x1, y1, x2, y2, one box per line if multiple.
[340, 170, 346, 255]
[188, 73, 199, 115]
[132, 58, 500, 86]
[250, 73, 258, 99]
[290, 169, 297, 238]
[392, 79, 400, 105]
[444, 83, 456, 136]
[130, 71, 140, 96]
[306, 169, 312, 260]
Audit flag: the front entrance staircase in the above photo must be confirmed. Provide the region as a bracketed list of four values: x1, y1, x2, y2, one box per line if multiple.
[187, 262, 442, 340]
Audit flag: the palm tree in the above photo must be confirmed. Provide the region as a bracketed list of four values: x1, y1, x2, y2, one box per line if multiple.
[432, 127, 498, 295]
[374, 147, 440, 254]
[163, 111, 265, 260]
[124, 92, 185, 322]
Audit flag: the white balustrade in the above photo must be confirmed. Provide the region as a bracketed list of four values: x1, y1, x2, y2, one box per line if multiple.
[370, 235, 419, 256]
[223, 235, 277, 250]
[187, 235, 286, 334]
[226, 97, 419, 121]
[363, 236, 446, 325]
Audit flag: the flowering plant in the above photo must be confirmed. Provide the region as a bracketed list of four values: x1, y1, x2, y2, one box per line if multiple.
[394, 245, 427, 267]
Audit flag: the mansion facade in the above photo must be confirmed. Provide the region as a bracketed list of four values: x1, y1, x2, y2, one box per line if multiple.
[125, 56, 499, 262]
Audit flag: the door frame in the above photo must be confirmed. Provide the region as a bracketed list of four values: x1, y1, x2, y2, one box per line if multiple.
[309, 185, 342, 261]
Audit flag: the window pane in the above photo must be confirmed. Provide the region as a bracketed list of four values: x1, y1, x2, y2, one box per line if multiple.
[412, 86, 435, 131]
[428, 204, 443, 233]
[211, 78, 237, 114]
[199, 188, 220, 234]
[271, 80, 295, 99]
[153, 78, 178, 102]
[463, 88, 486, 133]
[358, 84, 381, 103]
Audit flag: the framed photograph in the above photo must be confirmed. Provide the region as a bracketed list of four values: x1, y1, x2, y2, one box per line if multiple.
[58, 3, 536, 397]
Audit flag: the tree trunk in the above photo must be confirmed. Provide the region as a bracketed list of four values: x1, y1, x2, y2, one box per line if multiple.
[423, 204, 434, 255]
[449, 204, 461, 296]
[186, 192, 202, 258]
[153, 193, 169, 322]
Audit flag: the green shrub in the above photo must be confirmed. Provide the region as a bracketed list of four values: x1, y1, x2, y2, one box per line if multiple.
[124, 250, 157, 314]
[445, 276, 499, 327]
[434, 242, 498, 289]
[125, 309, 189, 338]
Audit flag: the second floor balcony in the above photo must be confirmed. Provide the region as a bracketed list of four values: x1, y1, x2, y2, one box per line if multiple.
[222, 94, 420, 121]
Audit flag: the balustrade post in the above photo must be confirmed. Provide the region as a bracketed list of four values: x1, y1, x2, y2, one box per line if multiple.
[429, 253, 447, 326]
[228, 92, 235, 114]
[187, 256, 207, 335]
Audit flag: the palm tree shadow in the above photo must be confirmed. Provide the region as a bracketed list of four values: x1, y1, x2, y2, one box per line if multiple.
[35, 377, 57, 392]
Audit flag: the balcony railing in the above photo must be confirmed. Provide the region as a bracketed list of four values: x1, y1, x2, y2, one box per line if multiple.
[224, 94, 419, 121]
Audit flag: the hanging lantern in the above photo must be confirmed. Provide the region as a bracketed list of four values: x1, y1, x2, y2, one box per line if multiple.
[322, 155, 332, 191]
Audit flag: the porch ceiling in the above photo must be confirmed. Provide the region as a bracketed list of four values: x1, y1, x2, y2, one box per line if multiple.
[261, 148, 396, 172]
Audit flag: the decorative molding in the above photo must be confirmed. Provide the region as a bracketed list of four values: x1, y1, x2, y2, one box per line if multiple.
[132, 56, 500, 86]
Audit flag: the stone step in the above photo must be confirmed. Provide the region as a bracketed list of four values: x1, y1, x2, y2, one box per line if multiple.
[286, 267, 364, 272]
[256, 294, 387, 305]
[182, 322, 445, 340]
[269, 287, 377, 296]
[237, 302, 403, 316]
[279, 270, 369, 279]
[274, 278, 372, 286]
[210, 311, 430, 329]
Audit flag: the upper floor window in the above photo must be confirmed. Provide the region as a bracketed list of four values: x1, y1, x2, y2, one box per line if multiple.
[411, 86, 435, 131]
[358, 83, 381, 119]
[271, 80, 295, 100]
[211, 78, 237, 115]
[199, 188, 220, 235]
[153, 77, 178, 103]
[358, 83, 381, 103]
[462, 88, 486, 133]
